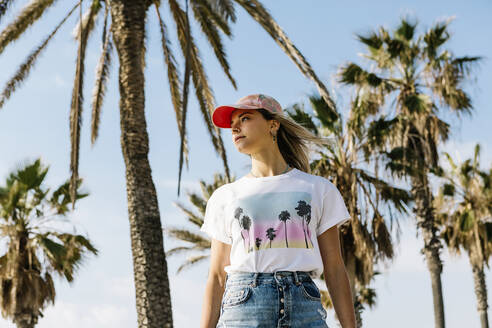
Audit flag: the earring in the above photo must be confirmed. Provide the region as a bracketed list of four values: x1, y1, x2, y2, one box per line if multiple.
[271, 131, 277, 142]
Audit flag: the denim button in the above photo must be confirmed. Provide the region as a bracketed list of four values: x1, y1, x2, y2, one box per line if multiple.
[280, 309, 284, 314]
[278, 287, 282, 291]
[280, 298, 284, 303]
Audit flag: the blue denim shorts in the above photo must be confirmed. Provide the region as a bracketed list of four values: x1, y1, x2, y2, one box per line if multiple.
[217, 271, 329, 328]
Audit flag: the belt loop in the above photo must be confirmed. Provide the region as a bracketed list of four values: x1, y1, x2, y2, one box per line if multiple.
[273, 270, 281, 285]
[294, 271, 301, 285]
[251, 272, 258, 287]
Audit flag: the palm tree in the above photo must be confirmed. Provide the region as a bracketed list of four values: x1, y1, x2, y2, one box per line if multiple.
[287, 95, 412, 326]
[0, 159, 98, 328]
[234, 206, 246, 245]
[435, 144, 492, 328]
[241, 215, 252, 251]
[0, 1, 339, 326]
[306, 212, 313, 245]
[278, 210, 291, 247]
[164, 172, 232, 274]
[266, 227, 276, 248]
[338, 18, 481, 328]
[295, 200, 311, 248]
[255, 237, 262, 250]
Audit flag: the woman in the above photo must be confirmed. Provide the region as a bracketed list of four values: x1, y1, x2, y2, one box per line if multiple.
[200, 94, 356, 328]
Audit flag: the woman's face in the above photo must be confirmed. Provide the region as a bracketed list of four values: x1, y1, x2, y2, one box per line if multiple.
[230, 109, 276, 155]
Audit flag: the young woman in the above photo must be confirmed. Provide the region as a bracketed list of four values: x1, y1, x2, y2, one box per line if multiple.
[200, 94, 356, 328]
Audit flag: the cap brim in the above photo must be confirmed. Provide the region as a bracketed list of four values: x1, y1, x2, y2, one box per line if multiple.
[212, 104, 260, 128]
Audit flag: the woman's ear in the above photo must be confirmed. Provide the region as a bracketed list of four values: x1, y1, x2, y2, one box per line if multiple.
[270, 119, 280, 131]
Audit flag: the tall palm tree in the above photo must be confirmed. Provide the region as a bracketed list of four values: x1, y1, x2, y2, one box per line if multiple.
[435, 144, 492, 328]
[233, 207, 247, 245]
[338, 18, 481, 328]
[0, 1, 338, 326]
[295, 199, 312, 248]
[0, 159, 98, 328]
[278, 210, 291, 247]
[164, 172, 232, 274]
[266, 227, 276, 248]
[241, 215, 252, 251]
[287, 95, 412, 326]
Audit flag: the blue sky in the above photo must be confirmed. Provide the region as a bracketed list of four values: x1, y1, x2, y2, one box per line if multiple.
[0, 0, 491, 327]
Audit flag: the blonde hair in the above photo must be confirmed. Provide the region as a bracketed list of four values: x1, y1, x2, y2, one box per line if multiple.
[256, 108, 332, 173]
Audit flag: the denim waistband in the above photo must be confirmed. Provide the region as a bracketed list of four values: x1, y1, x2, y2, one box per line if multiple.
[225, 270, 315, 287]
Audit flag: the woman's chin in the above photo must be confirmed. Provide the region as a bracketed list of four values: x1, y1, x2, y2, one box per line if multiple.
[234, 144, 251, 154]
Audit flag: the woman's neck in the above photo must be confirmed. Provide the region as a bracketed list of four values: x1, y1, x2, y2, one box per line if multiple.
[249, 148, 290, 177]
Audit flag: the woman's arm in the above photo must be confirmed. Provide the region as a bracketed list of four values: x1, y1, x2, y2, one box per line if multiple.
[200, 238, 231, 328]
[318, 225, 356, 328]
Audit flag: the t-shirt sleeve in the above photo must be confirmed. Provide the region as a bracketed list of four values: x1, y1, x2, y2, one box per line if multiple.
[316, 181, 351, 236]
[200, 188, 233, 245]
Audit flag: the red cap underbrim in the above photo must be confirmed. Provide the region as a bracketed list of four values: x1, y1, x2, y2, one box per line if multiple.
[212, 104, 261, 128]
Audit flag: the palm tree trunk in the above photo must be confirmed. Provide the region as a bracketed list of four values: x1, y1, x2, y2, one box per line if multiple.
[240, 230, 246, 249]
[110, 2, 173, 327]
[471, 261, 489, 328]
[412, 176, 445, 328]
[302, 218, 308, 248]
[284, 221, 289, 247]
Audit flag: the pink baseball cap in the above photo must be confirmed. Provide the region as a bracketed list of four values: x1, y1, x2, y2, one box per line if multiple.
[212, 94, 283, 128]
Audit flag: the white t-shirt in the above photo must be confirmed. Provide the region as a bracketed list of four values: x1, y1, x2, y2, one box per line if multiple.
[200, 167, 350, 277]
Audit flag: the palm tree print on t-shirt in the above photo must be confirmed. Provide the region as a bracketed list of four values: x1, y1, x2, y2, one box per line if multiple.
[233, 191, 314, 253]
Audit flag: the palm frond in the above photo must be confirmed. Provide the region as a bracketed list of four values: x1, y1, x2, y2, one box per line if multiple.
[423, 20, 451, 60]
[72, 0, 102, 41]
[176, 254, 209, 274]
[349, 90, 384, 133]
[358, 285, 378, 308]
[285, 103, 318, 135]
[48, 178, 88, 215]
[356, 31, 383, 50]
[356, 169, 412, 213]
[209, 0, 236, 22]
[0, 0, 58, 55]
[191, 0, 236, 88]
[172, 201, 204, 227]
[366, 115, 398, 150]
[169, 0, 231, 183]
[154, 1, 189, 176]
[339, 63, 386, 89]
[451, 56, 482, 77]
[38, 235, 67, 271]
[91, 5, 112, 144]
[0, 3, 79, 109]
[395, 18, 417, 42]
[70, 0, 96, 208]
[177, 0, 193, 197]
[164, 227, 210, 246]
[0, 0, 16, 24]
[189, 193, 207, 214]
[234, 0, 338, 117]
[401, 93, 432, 115]
[192, 0, 232, 36]
[372, 213, 394, 260]
[166, 245, 209, 257]
[13, 158, 48, 189]
[50, 233, 98, 282]
[309, 95, 341, 134]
